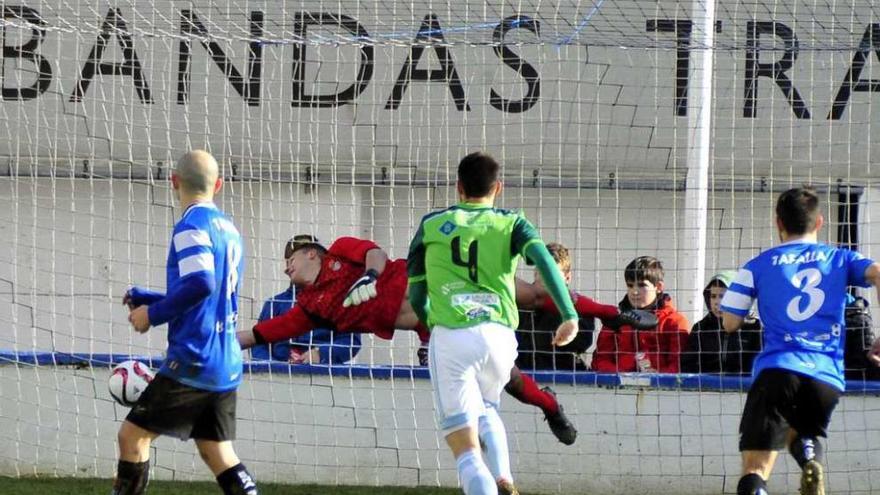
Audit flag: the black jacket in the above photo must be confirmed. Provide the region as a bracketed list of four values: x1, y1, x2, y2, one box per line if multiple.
[680, 313, 762, 374]
[844, 297, 880, 381]
[516, 309, 594, 371]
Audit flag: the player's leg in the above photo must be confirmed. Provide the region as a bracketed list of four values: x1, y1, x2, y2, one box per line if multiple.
[431, 326, 497, 495]
[195, 440, 258, 495]
[478, 404, 512, 486]
[475, 324, 521, 494]
[446, 427, 497, 495]
[503, 367, 577, 445]
[786, 376, 841, 495]
[191, 389, 259, 495]
[113, 421, 158, 495]
[738, 450, 777, 494]
[737, 369, 796, 494]
[114, 375, 185, 495]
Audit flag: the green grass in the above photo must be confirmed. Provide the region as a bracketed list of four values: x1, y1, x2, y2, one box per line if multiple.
[0, 477, 462, 495]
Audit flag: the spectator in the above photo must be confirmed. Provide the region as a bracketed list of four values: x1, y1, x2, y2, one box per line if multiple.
[680, 271, 762, 374]
[251, 235, 361, 364]
[516, 242, 595, 371]
[592, 256, 689, 373]
[844, 294, 880, 381]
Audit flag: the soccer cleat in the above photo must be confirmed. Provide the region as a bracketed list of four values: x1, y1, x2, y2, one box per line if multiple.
[541, 387, 578, 445]
[497, 478, 519, 495]
[416, 346, 429, 367]
[604, 309, 658, 330]
[801, 459, 825, 495]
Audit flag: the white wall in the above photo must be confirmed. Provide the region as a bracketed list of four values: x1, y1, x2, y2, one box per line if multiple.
[2, 367, 879, 494]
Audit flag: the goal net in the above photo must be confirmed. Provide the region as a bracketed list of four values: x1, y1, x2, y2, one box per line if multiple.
[2, 0, 880, 493]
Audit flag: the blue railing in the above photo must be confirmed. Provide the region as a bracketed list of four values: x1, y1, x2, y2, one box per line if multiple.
[3, 351, 880, 394]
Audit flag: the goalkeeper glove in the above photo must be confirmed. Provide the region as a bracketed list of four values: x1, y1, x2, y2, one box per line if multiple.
[343, 269, 380, 307]
[603, 309, 659, 331]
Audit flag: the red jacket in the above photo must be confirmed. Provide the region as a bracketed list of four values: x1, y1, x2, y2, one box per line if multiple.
[592, 294, 690, 373]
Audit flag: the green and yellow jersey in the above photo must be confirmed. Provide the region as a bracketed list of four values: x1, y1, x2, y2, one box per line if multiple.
[407, 202, 560, 330]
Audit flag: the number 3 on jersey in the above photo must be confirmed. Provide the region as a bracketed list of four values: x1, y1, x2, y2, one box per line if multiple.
[451, 236, 479, 283]
[786, 268, 825, 322]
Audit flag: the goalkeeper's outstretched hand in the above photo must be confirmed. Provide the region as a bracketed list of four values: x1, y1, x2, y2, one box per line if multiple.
[552, 319, 580, 347]
[343, 269, 379, 307]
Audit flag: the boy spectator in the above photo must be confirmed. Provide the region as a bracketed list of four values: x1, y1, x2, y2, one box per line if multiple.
[592, 256, 690, 373]
[516, 242, 595, 371]
[251, 235, 361, 364]
[680, 271, 762, 374]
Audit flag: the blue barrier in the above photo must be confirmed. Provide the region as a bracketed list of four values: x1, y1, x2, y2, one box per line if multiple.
[3, 350, 880, 394]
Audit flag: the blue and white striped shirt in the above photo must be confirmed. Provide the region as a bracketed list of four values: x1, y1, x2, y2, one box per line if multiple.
[721, 239, 873, 391]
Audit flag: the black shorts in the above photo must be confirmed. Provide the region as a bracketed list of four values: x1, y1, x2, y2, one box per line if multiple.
[126, 374, 237, 441]
[739, 368, 841, 451]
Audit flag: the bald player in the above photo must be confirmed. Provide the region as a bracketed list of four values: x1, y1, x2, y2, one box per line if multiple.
[117, 150, 258, 495]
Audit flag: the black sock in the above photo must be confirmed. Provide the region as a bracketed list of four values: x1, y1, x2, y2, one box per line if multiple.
[216, 463, 258, 495]
[112, 459, 150, 495]
[737, 473, 768, 495]
[789, 436, 824, 468]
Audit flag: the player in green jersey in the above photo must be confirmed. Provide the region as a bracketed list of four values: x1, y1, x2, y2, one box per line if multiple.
[408, 151, 580, 495]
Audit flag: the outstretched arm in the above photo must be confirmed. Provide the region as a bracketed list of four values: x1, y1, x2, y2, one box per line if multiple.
[238, 305, 316, 350]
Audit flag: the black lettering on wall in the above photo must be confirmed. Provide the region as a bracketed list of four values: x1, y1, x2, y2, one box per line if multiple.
[70, 8, 152, 103]
[646, 19, 721, 117]
[743, 21, 809, 119]
[386, 14, 470, 111]
[489, 15, 541, 113]
[647, 19, 692, 116]
[2, 6, 52, 100]
[177, 9, 263, 106]
[292, 12, 373, 107]
[828, 24, 880, 120]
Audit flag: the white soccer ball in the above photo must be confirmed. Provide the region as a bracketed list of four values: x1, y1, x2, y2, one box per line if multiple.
[108, 360, 154, 407]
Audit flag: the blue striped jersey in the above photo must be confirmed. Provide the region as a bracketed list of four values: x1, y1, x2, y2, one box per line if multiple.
[159, 202, 244, 392]
[721, 239, 873, 391]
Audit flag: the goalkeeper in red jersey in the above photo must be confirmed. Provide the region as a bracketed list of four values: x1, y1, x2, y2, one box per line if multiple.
[237, 235, 656, 445]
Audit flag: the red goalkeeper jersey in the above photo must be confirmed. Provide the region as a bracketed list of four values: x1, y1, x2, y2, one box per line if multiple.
[254, 237, 408, 342]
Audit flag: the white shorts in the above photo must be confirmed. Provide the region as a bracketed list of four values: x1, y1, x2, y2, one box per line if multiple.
[428, 322, 518, 436]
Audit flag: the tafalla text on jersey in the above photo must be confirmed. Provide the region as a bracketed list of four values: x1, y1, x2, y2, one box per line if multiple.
[771, 251, 828, 266]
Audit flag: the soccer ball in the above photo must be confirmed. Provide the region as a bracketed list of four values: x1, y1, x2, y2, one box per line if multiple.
[108, 360, 154, 407]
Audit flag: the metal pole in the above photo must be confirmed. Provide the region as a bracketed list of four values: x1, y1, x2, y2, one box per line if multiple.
[682, 0, 716, 325]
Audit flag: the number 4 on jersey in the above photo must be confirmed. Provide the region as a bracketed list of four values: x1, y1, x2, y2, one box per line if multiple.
[451, 236, 479, 283]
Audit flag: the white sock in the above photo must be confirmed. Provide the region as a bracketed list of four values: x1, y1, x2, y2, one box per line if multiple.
[456, 449, 497, 495]
[479, 405, 513, 483]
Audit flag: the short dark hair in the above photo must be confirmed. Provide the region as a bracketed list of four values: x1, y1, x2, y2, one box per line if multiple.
[458, 152, 500, 198]
[776, 187, 820, 235]
[624, 256, 664, 285]
[284, 234, 326, 259]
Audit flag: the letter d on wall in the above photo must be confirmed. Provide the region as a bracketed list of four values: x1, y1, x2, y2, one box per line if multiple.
[292, 12, 373, 107]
